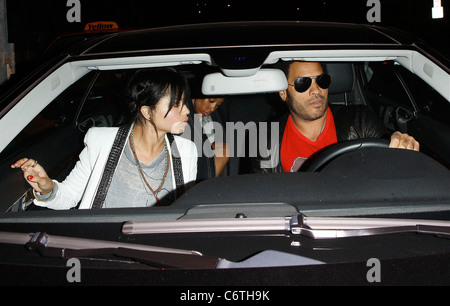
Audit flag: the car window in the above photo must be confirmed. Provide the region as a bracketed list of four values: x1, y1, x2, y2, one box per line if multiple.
[77, 70, 133, 129]
[0, 73, 99, 211]
[2, 60, 448, 212]
[1, 69, 157, 211]
[397, 67, 450, 126]
[0, 72, 96, 161]
[362, 61, 450, 168]
[363, 61, 414, 111]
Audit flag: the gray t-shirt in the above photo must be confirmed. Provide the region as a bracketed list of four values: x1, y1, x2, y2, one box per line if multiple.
[103, 139, 173, 208]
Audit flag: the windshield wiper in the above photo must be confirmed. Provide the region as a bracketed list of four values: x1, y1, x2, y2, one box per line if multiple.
[0, 231, 325, 269]
[291, 215, 450, 239]
[0, 231, 218, 269]
[122, 214, 450, 239]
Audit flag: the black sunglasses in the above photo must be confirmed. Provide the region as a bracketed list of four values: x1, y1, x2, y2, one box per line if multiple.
[288, 74, 331, 93]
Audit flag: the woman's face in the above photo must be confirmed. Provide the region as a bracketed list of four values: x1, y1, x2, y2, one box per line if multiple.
[193, 97, 224, 117]
[145, 93, 190, 134]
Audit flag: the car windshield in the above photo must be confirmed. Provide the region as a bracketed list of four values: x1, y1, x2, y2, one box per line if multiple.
[1, 57, 448, 208]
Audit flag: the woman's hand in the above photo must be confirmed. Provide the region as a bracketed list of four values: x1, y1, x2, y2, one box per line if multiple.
[212, 142, 231, 176]
[11, 158, 54, 194]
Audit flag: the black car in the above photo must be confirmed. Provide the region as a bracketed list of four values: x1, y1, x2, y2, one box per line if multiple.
[0, 21, 449, 286]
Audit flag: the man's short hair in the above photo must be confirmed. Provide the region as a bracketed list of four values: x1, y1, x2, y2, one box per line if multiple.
[274, 61, 328, 78]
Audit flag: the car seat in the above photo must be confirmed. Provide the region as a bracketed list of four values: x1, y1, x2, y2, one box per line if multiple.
[326, 63, 355, 106]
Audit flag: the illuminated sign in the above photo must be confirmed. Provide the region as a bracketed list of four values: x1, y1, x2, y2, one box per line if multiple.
[432, 0, 444, 19]
[84, 21, 119, 31]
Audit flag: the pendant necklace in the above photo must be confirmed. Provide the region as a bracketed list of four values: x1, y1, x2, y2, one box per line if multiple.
[319, 112, 327, 136]
[129, 129, 170, 202]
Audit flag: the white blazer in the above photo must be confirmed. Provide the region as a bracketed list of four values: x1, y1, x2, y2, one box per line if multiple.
[35, 127, 197, 210]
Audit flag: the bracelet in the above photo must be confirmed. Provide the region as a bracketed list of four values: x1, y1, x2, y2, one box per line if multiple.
[33, 182, 56, 202]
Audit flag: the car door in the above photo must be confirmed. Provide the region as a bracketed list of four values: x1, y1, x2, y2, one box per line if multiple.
[395, 64, 450, 168]
[0, 69, 131, 211]
[360, 61, 450, 169]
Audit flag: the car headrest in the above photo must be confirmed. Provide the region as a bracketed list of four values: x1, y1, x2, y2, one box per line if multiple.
[326, 63, 354, 94]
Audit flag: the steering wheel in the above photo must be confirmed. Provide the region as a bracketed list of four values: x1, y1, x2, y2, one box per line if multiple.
[302, 138, 390, 172]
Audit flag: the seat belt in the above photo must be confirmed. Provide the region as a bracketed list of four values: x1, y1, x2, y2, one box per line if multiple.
[166, 133, 185, 201]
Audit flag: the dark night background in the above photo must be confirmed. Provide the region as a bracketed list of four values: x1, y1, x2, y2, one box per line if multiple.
[4, 0, 450, 77]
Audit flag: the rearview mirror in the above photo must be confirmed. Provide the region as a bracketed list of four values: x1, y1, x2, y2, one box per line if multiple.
[202, 69, 287, 95]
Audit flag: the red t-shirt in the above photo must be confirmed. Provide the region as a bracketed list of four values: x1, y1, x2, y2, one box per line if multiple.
[280, 108, 337, 172]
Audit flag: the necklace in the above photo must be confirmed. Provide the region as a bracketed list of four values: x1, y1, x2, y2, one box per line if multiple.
[319, 112, 327, 136]
[129, 129, 170, 202]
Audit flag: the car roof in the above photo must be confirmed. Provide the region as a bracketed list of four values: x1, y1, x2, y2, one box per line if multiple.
[43, 21, 132, 57]
[47, 21, 448, 74]
[71, 21, 418, 56]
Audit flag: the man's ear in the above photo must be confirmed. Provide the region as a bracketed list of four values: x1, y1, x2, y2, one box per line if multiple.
[279, 90, 287, 102]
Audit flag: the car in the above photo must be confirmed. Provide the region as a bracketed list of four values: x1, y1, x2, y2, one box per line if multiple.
[0, 21, 449, 287]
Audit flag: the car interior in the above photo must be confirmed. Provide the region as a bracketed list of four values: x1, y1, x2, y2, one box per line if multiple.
[0, 47, 449, 215]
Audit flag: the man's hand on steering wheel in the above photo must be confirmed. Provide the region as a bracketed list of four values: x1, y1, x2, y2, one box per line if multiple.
[389, 131, 420, 151]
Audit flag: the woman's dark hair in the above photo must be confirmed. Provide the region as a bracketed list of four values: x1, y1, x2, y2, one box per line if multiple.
[127, 69, 190, 127]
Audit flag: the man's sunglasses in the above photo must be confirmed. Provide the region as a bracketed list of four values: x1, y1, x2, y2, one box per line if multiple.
[288, 74, 332, 93]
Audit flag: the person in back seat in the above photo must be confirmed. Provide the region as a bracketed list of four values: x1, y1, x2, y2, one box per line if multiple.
[186, 95, 230, 181]
[253, 61, 419, 173]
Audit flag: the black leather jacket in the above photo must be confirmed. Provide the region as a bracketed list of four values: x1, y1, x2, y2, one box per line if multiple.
[253, 104, 390, 173]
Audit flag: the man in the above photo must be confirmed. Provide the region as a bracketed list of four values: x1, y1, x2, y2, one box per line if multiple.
[254, 61, 419, 173]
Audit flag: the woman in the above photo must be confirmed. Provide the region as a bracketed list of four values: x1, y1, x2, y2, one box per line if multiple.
[11, 69, 197, 209]
[188, 96, 230, 181]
